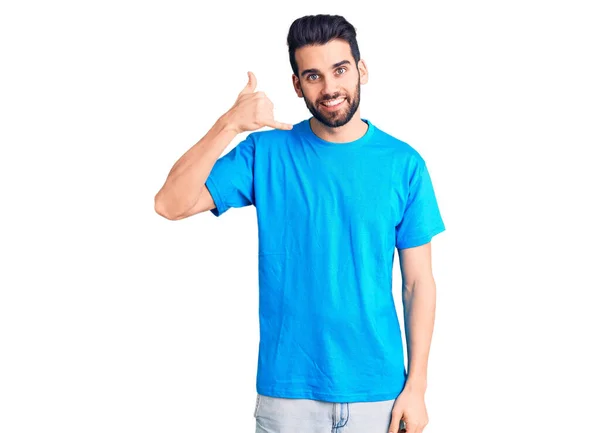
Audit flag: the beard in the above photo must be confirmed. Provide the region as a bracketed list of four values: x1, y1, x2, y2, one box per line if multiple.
[302, 80, 360, 128]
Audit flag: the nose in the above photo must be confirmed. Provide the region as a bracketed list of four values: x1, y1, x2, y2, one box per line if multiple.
[321, 76, 340, 99]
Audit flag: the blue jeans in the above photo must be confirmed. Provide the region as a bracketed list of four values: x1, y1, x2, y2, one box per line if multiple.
[254, 393, 402, 433]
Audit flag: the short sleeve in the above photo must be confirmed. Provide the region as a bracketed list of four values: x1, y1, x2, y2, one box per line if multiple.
[395, 160, 445, 249]
[205, 134, 255, 217]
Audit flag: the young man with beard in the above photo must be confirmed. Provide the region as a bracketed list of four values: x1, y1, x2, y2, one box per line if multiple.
[155, 14, 445, 433]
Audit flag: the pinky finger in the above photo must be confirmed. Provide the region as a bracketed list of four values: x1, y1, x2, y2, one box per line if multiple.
[269, 120, 294, 130]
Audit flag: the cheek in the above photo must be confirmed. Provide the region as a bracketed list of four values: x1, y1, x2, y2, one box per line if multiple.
[302, 89, 319, 103]
[298, 84, 311, 98]
[342, 77, 357, 93]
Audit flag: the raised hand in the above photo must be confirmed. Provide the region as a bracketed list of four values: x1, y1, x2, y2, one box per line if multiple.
[226, 71, 293, 134]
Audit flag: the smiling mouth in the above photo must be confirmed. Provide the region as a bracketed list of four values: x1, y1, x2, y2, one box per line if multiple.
[320, 97, 346, 109]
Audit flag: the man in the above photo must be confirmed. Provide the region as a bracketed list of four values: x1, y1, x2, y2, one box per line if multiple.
[155, 14, 445, 433]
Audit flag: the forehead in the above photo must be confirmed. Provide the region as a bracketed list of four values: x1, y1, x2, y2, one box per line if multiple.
[295, 39, 353, 70]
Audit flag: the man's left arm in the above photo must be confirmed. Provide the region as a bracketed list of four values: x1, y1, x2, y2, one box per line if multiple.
[388, 241, 436, 433]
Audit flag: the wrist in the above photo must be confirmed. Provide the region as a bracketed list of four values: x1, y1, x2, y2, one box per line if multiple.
[218, 111, 241, 135]
[405, 377, 427, 394]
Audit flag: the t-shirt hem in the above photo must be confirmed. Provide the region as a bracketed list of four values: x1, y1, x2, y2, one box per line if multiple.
[397, 224, 446, 250]
[205, 176, 225, 216]
[256, 385, 402, 403]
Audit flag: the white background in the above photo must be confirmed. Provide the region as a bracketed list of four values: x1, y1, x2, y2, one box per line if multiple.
[1, 1, 599, 432]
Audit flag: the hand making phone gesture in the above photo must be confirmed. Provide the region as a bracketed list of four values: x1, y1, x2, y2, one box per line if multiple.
[226, 71, 293, 134]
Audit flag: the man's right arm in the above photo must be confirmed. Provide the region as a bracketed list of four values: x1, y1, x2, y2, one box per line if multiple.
[154, 114, 238, 220]
[153, 71, 292, 221]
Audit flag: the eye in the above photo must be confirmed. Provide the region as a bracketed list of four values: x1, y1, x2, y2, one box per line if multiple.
[307, 74, 319, 81]
[336, 67, 347, 75]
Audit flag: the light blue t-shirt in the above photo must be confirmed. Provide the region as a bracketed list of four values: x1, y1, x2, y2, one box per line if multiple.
[205, 117, 445, 403]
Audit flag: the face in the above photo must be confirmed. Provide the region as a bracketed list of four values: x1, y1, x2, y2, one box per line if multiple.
[293, 39, 368, 128]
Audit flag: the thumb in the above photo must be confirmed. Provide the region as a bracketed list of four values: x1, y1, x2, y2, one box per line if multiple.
[388, 410, 405, 433]
[238, 71, 257, 97]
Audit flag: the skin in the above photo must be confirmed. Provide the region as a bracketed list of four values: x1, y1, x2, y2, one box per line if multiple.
[392, 242, 436, 433]
[293, 39, 436, 433]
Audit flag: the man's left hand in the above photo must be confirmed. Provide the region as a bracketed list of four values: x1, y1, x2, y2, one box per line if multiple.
[387, 384, 429, 433]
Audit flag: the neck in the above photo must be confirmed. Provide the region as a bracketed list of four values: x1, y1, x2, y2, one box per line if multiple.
[309, 112, 368, 143]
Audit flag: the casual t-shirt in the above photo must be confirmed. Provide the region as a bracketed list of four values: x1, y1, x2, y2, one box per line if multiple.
[205, 116, 445, 403]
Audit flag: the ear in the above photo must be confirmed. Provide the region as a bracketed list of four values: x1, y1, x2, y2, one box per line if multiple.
[358, 59, 369, 85]
[292, 74, 303, 97]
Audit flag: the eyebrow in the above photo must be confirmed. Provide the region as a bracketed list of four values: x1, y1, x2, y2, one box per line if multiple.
[300, 60, 351, 77]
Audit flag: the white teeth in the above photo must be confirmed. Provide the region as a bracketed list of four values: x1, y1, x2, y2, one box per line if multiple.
[322, 98, 345, 107]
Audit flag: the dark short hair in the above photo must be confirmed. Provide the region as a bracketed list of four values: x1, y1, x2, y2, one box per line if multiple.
[286, 14, 361, 77]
